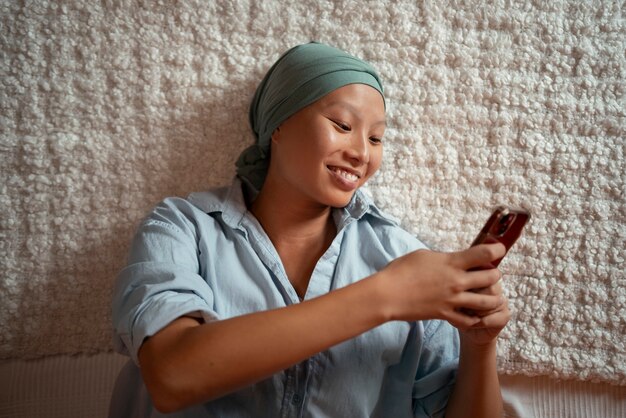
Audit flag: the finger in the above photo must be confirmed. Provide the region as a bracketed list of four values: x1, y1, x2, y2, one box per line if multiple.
[471, 280, 503, 296]
[464, 268, 502, 291]
[471, 296, 507, 317]
[446, 310, 481, 331]
[453, 243, 506, 270]
[471, 305, 511, 329]
[455, 291, 504, 312]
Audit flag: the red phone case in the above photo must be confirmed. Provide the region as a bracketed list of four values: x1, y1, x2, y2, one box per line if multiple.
[471, 206, 530, 268]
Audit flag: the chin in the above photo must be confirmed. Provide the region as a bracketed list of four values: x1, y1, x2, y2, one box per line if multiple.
[323, 191, 356, 208]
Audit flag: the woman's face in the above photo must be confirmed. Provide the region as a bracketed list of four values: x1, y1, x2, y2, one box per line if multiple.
[268, 83, 386, 208]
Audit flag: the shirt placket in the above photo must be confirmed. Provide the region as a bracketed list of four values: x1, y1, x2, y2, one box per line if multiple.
[280, 358, 316, 418]
[240, 211, 349, 417]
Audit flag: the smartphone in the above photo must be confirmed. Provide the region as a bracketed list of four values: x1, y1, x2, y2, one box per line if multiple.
[470, 206, 530, 268]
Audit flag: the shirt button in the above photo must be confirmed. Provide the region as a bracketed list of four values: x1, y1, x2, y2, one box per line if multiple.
[291, 393, 302, 406]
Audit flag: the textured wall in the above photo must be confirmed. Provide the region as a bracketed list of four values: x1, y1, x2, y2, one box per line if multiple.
[1, 0, 624, 384]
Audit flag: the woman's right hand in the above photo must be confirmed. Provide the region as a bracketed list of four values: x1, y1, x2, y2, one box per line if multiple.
[374, 243, 506, 330]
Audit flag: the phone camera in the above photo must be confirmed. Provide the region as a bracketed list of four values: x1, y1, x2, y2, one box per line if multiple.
[497, 213, 515, 236]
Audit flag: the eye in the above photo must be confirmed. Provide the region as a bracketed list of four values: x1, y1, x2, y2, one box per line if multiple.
[369, 137, 383, 145]
[331, 119, 351, 131]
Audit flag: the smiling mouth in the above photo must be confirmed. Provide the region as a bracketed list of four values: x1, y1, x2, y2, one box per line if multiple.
[328, 166, 360, 182]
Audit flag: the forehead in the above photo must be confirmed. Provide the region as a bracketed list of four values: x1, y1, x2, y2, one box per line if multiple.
[314, 84, 385, 118]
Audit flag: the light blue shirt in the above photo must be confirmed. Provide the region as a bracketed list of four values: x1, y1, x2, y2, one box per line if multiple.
[111, 178, 460, 418]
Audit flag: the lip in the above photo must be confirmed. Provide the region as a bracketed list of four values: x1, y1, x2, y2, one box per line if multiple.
[327, 165, 362, 191]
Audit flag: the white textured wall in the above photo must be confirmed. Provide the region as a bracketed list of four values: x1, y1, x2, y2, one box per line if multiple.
[1, 0, 624, 385]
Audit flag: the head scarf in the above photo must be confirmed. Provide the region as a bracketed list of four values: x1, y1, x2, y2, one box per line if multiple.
[235, 41, 385, 192]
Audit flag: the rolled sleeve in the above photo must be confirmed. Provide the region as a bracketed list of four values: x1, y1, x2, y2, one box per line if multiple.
[112, 199, 218, 364]
[413, 320, 460, 417]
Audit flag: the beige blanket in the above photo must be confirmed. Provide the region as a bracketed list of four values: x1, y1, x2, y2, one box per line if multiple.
[1, 0, 624, 385]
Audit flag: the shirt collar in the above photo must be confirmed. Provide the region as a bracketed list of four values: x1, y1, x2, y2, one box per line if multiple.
[187, 176, 398, 231]
[186, 177, 249, 230]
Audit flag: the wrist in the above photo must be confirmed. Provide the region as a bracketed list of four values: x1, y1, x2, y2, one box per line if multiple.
[459, 336, 497, 359]
[361, 272, 394, 324]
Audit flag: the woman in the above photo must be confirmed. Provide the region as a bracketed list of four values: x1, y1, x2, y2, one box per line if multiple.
[111, 42, 510, 417]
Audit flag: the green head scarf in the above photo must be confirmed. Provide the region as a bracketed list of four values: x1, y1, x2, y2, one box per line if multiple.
[235, 42, 385, 192]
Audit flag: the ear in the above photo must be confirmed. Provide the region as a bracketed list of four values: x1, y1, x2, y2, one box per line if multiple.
[270, 126, 281, 143]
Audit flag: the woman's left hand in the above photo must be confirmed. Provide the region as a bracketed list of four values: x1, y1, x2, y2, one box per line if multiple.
[458, 279, 511, 346]
[446, 275, 510, 418]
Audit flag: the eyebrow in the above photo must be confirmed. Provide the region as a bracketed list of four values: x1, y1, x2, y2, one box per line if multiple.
[325, 101, 387, 127]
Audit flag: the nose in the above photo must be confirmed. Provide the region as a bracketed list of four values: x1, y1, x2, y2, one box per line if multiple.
[345, 131, 370, 165]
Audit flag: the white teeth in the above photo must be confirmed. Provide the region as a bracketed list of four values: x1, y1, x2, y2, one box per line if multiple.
[331, 167, 358, 182]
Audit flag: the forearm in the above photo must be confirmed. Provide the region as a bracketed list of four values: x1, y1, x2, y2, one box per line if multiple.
[137, 245, 509, 413]
[444, 338, 503, 418]
[139, 274, 387, 412]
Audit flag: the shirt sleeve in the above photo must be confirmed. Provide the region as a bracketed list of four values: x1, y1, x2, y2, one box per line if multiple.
[111, 198, 218, 365]
[412, 319, 460, 418]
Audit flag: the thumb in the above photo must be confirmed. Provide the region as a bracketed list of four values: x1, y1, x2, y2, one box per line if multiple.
[453, 243, 506, 270]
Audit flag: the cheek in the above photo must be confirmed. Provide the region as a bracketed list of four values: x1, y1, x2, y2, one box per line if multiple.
[365, 147, 383, 179]
[315, 124, 341, 145]
[304, 126, 341, 157]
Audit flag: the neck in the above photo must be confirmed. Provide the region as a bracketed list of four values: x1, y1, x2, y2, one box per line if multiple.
[250, 185, 335, 247]
[247, 175, 338, 300]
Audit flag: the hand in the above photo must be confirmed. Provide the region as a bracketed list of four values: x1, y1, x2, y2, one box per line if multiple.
[459, 280, 511, 346]
[376, 244, 506, 330]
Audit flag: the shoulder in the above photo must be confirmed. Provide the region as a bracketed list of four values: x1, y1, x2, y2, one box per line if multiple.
[125, 185, 240, 265]
[350, 190, 429, 256]
[364, 216, 426, 255]
[141, 196, 210, 235]
[140, 181, 240, 233]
